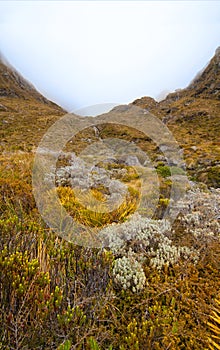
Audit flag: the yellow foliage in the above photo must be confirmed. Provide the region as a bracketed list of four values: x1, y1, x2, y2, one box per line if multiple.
[208, 299, 220, 350]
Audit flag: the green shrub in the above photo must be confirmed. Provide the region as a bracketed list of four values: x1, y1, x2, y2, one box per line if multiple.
[156, 165, 171, 178]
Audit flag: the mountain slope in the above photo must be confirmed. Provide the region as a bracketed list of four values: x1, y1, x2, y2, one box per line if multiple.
[132, 47, 220, 187]
[0, 49, 219, 186]
[0, 54, 65, 151]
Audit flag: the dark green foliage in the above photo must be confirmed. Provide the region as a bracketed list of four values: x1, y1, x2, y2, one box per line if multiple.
[156, 165, 171, 178]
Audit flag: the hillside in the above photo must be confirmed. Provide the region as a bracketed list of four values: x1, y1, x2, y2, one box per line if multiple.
[0, 49, 219, 186]
[132, 47, 220, 187]
[0, 49, 220, 350]
[0, 54, 65, 151]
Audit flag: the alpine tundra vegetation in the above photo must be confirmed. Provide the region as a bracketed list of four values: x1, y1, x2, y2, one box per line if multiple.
[0, 48, 220, 349]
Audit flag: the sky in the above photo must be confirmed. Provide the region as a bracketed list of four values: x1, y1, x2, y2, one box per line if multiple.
[0, 1, 220, 112]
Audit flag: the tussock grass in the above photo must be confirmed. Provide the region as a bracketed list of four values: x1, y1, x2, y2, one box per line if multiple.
[57, 184, 140, 228]
[0, 152, 219, 349]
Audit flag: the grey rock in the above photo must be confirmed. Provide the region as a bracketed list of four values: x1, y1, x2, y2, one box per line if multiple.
[124, 156, 141, 166]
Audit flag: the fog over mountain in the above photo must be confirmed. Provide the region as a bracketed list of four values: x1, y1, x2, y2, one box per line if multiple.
[0, 46, 219, 187]
[0, 5, 220, 345]
[0, 1, 220, 110]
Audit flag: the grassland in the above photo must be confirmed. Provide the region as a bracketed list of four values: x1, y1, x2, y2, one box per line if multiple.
[0, 52, 220, 349]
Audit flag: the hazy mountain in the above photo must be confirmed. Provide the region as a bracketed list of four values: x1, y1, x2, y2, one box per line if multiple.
[0, 48, 219, 186]
[0, 53, 65, 151]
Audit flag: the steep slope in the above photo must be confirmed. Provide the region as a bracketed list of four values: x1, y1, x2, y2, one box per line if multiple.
[0, 54, 65, 151]
[132, 47, 220, 187]
[0, 49, 219, 187]
[0, 52, 220, 350]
